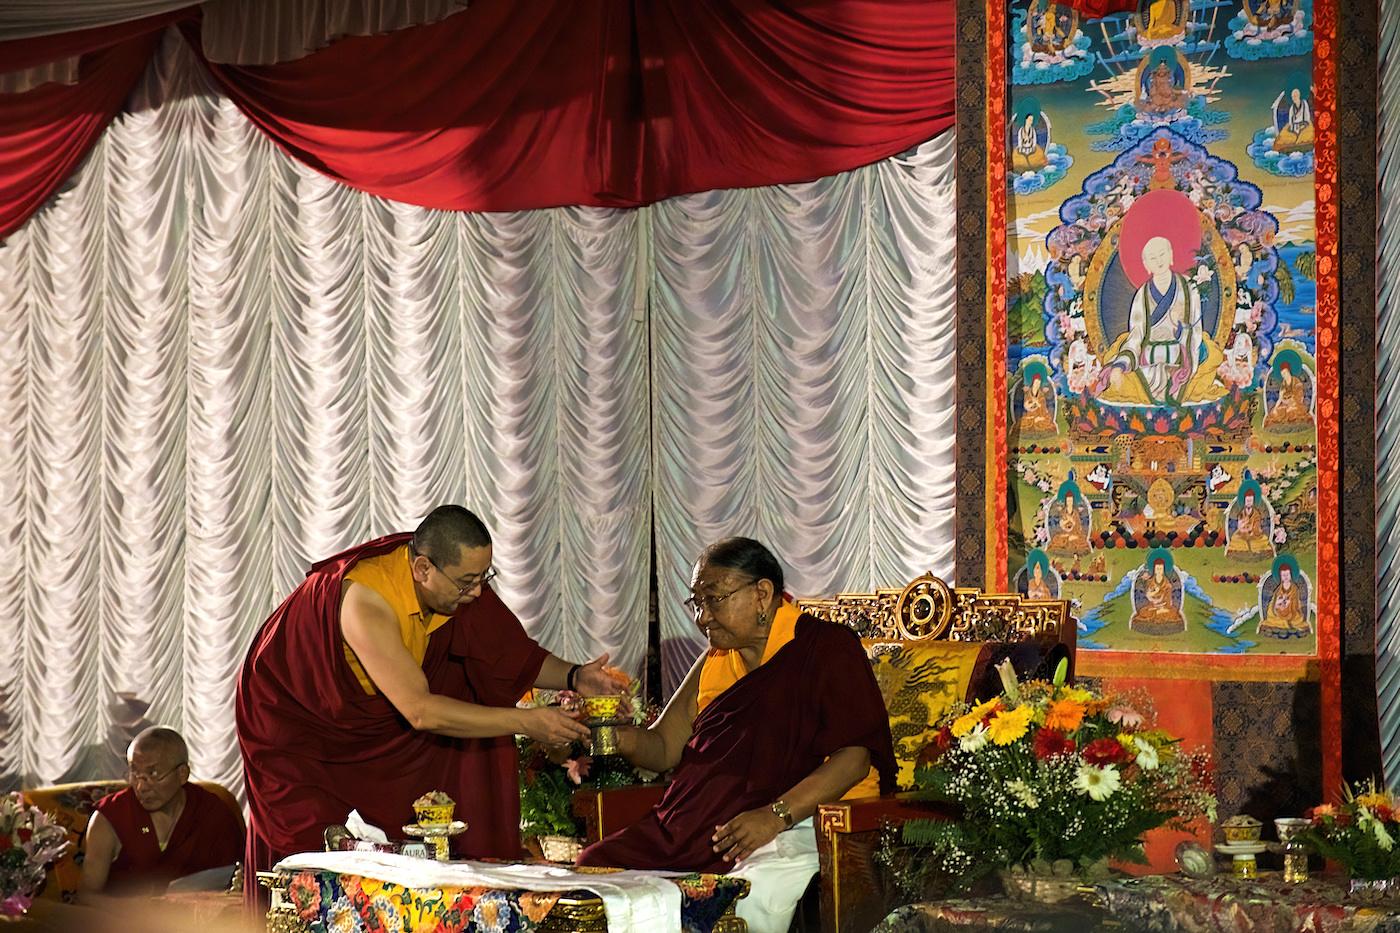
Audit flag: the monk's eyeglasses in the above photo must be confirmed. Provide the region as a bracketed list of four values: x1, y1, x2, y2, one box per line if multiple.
[423, 554, 497, 595]
[127, 763, 186, 784]
[684, 581, 756, 618]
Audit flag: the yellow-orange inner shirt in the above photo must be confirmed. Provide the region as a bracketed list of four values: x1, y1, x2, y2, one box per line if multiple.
[341, 544, 451, 695]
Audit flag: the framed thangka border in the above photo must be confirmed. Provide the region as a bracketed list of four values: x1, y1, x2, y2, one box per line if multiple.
[987, 0, 1339, 684]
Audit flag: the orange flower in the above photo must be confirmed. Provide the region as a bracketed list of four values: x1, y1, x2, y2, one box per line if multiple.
[1043, 698, 1086, 733]
[601, 665, 633, 691]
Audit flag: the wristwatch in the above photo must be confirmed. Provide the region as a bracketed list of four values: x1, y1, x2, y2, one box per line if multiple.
[770, 799, 794, 828]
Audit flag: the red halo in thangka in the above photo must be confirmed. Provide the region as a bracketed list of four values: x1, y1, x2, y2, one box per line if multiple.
[1117, 188, 1203, 288]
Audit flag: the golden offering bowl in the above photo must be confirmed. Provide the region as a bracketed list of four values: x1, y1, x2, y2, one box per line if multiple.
[580, 694, 627, 724]
[413, 802, 456, 828]
[1221, 815, 1263, 843]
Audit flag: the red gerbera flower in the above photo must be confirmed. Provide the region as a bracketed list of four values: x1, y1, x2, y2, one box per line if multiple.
[1033, 728, 1076, 761]
[1082, 737, 1131, 766]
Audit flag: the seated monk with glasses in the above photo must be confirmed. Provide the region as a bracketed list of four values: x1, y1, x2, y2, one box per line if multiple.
[81, 727, 244, 897]
[578, 538, 896, 933]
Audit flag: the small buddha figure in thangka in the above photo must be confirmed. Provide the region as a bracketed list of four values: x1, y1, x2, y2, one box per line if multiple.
[1130, 550, 1186, 634]
[1225, 483, 1274, 557]
[1258, 556, 1311, 639]
[1262, 355, 1312, 429]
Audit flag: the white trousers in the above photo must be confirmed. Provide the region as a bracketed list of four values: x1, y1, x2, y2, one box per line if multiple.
[728, 818, 819, 933]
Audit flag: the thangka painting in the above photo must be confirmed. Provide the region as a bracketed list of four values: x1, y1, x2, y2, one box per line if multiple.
[992, 0, 1338, 667]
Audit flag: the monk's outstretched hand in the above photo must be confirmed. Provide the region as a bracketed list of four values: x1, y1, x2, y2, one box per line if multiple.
[520, 707, 591, 745]
[573, 653, 624, 697]
[711, 808, 784, 864]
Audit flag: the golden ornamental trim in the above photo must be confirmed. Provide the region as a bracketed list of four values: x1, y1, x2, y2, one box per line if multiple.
[796, 571, 1071, 643]
[816, 803, 852, 840]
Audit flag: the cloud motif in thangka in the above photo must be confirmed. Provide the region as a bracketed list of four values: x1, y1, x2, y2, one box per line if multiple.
[1223, 1, 1313, 61]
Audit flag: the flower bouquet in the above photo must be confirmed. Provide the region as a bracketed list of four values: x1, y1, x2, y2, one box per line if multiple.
[1302, 780, 1400, 891]
[518, 668, 660, 861]
[0, 792, 70, 916]
[887, 661, 1216, 898]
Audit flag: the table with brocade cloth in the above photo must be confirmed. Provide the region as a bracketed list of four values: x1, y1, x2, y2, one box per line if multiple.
[261, 851, 750, 933]
[875, 874, 1400, 933]
[873, 897, 1108, 932]
[1094, 873, 1400, 932]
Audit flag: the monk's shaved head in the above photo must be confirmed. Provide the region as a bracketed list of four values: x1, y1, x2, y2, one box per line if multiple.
[414, 505, 492, 567]
[129, 726, 188, 766]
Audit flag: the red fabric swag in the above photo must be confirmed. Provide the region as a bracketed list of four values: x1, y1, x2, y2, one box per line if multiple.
[0, 34, 161, 242]
[1055, 0, 1139, 17]
[3, 0, 956, 238]
[193, 0, 957, 212]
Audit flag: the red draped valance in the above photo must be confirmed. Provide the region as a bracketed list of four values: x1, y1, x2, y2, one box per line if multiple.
[0, 0, 955, 241]
[1057, 0, 1139, 17]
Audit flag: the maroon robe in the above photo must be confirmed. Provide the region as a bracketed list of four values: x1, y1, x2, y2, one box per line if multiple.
[236, 533, 548, 886]
[578, 615, 895, 872]
[96, 785, 244, 896]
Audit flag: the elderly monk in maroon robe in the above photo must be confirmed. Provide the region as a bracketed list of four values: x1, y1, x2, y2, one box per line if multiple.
[578, 538, 895, 930]
[81, 727, 244, 898]
[237, 505, 617, 892]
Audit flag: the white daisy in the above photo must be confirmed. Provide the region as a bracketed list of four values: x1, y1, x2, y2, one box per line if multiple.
[1133, 737, 1159, 771]
[1074, 763, 1121, 801]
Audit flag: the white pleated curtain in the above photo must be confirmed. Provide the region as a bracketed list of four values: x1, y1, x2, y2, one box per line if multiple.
[649, 140, 959, 691]
[0, 34, 957, 793]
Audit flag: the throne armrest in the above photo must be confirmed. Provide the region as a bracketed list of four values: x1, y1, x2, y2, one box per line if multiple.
[815, 794, 956, 933]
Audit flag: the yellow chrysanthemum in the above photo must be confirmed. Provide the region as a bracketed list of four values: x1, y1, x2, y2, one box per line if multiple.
[987, 705, 1035, 745]
[950, 698, 1001, 737]
[1358, 791, 1394, 810]
[1043, 699, 1086, 733]
[1059, 686, 1093, 704]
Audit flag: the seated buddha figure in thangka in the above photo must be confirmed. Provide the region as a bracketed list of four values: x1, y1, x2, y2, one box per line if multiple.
[1130, 547, 1187, 635]
[1016, 359, 1059, 436]
[1261, 348, 1314, 431]
[1043, 473, 1092, 555]
[1136, 48, 1192, 118]
[1139, 0, 1189, 45]
[1224, 473, 1275, 559]
[1016, 548, 1062, 600]
[1257, 553, 1312, 639]
[1270, 80, 1315, 155]
[1029, 0, 1077, 54]
[1088, 188, 1230, 409]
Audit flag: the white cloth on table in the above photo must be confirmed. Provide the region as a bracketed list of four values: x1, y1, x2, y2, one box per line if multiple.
[728, 818, 820, 933]
[274, 851, 684, 933]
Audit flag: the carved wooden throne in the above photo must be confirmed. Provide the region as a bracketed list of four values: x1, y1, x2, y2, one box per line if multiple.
[797, 572, 1075, 933]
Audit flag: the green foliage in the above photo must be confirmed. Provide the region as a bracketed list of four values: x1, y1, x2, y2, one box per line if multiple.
[1274, 260, 1296, 306]
[1009, 272, 1050, 347]
[1293, 250, 1317, 281]
[519, 763, 582, 838]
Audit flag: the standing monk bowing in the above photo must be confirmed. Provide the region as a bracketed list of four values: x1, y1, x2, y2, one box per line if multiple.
[237, 505, 607, 888]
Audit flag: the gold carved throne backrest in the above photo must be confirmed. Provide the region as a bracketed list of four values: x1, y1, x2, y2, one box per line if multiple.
[796, 573, 1077, 790]
[794, 571, 1072, 645]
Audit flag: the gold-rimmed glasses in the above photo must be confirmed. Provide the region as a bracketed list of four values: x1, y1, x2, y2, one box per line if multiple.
[684, 581, 756, 618]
